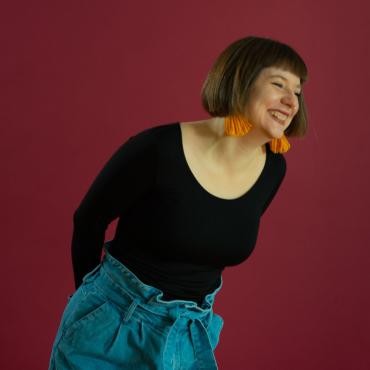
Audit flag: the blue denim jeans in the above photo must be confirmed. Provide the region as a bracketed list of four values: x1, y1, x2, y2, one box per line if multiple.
[48, 240, 224, 369]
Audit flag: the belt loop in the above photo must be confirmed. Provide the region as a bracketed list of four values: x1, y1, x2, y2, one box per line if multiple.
[82, 263, 102, 284]
[123, 298, 139, 323]
[168, 305, 181, 321]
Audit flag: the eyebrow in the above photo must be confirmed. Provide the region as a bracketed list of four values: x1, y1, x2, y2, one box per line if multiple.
[269, 74, 301, 90]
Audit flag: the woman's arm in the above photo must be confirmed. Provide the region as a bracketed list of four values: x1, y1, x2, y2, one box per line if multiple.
[71, 128, 158, 289]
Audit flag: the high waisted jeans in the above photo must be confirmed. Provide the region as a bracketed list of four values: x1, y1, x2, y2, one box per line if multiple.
[48, 240, 224, 369]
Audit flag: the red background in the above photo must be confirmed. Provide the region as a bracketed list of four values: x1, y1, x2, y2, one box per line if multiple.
[1, 0, 370, 369]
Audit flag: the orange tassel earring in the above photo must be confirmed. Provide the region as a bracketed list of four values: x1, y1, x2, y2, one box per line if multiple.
[224, 115, 291, 154]
[269, 135, 291, 154]
[224, 115, 253, 136]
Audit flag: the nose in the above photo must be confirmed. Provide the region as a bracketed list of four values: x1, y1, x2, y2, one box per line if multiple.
[281, 91, 298, 115]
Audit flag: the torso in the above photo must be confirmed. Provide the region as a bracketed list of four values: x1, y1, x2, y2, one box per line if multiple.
[179, 120, 267, 200]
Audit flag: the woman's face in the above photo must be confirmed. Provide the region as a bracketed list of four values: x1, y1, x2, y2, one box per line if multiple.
[244, 66, 301, 140]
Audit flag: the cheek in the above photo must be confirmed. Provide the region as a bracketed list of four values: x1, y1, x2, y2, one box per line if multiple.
[265, 93, 280, 107]
[245, 90, 279, 118]
[251, 107, 272, 125]
[247, 104, 264, 121]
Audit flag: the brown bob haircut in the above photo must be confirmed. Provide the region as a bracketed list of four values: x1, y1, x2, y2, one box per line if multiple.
[201, 36, 308, 137]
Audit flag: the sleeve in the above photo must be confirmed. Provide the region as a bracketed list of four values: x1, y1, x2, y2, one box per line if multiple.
[261, 155, 287, 216]
[71, 128, 158, 289]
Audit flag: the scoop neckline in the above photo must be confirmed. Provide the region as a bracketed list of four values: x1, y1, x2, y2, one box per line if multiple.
[176, 122, 270, 202]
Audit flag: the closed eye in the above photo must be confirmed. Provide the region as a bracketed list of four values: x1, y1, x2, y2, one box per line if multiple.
[272, 82, 283, 88]
[272, 82, 301, 97]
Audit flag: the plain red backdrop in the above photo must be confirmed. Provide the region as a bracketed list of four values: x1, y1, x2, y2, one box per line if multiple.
[1, 0, 370, 369]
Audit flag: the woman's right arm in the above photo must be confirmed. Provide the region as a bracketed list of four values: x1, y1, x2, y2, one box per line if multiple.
[71, 127, 158, 289]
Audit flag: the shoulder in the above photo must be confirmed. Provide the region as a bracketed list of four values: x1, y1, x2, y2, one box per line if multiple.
[274, 153, 287, 184]
[120, 121, 178, 148]
[275, 152, 287, 173]
[129, 122, 179, 138]
[268, 147, 286, 172]
[103, 122, 178, 168]
[126, 122, 179, 146]
[265, 148, 287, 187]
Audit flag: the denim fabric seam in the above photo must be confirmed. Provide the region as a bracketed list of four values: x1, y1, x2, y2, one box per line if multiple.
[96, 268, 173, 335]
[49, 296, 91, 354]
[62, 300, 111, 340]
[100, 266, 165, 316]
[58, 285, 93, 337]
[104, 253, 151, 292]
[135, 310, 170, 336]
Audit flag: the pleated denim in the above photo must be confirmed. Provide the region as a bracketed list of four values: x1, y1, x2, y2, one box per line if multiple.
[48, 240, 224, 369]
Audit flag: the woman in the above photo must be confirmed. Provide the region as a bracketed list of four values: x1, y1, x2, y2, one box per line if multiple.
[48, 35, 308, 369]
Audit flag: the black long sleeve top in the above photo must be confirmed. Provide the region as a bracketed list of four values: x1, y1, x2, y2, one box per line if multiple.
[71, 122, 287, 305]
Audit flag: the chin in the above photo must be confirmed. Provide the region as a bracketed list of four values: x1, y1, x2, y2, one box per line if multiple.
[266, 130, 285, 140]
[259, 124, 286, 140]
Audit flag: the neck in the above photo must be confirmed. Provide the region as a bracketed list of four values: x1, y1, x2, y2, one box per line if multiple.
[205, 117, 269, 166]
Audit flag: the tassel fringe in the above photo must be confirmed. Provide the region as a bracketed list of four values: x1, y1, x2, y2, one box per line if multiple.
[224, 115, 291, 154]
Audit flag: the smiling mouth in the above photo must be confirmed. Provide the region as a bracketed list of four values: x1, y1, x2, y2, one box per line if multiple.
[269, 110, 289, 125]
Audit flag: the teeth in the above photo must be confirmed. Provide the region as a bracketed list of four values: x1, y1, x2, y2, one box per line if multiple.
[270, 110, 287, 121]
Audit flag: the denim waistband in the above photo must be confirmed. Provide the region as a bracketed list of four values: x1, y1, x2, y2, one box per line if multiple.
[83, 240, 223, 317]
